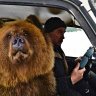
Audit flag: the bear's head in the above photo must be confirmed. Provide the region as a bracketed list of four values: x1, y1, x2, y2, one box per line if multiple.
[0, 20, 54, 87]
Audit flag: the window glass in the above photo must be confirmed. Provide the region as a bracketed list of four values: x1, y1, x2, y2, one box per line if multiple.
[61, 27, 92, 57]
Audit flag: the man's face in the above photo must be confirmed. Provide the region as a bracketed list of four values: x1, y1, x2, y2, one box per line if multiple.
[49, 27, 66, 46]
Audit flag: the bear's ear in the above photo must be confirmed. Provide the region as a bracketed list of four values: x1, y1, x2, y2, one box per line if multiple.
[26, 14, 43, 30]
[0, 18, 16, 28]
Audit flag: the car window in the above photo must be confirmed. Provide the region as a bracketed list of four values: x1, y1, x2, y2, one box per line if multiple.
[61, 27, 92, 57]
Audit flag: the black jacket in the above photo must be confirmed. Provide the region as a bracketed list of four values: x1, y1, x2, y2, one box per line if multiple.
[53, 45, 81, 96]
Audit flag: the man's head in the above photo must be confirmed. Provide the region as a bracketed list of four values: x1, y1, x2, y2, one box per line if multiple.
[44, 17, 66, 46]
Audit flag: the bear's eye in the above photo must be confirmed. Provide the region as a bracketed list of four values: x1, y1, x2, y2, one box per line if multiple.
[24, 31, 29, 37]
[6, 33, 12, 39]
[24, 33, 28, 36]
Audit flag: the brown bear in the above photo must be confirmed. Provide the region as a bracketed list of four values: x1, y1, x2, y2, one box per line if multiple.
[0, 20, 56, 96]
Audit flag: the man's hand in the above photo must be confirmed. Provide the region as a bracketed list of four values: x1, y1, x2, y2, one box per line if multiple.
[71, 63, 86, 85]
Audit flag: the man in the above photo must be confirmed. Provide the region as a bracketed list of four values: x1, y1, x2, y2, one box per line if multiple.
[44, 17, 86, 96]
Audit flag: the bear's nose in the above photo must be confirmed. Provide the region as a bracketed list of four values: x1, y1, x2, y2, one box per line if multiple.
[12, 37, 25, 50]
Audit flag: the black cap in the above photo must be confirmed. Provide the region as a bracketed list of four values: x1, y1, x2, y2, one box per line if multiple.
[44, 17, 66, 33]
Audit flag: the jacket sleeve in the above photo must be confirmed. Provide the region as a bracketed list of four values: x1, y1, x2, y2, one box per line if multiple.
[67, 75, 73, 88]
[54, 57, 73, 95]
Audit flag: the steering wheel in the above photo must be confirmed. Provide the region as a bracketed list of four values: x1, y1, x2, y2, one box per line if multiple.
[79, 47, 96, 81]
[79, 47, 94, 69]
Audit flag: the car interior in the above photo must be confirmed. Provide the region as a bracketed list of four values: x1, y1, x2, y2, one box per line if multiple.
[0, 4, 95, 69]
[0, 1, 96, 95]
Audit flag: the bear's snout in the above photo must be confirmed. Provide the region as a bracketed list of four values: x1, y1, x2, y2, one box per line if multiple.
[12, 36, 25, 50]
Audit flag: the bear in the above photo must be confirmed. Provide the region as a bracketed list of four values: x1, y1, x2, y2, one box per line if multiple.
[0, 20, 56, 96]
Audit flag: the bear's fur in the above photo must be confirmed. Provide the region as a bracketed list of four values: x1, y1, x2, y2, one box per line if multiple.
[0, 20, 56, 96]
